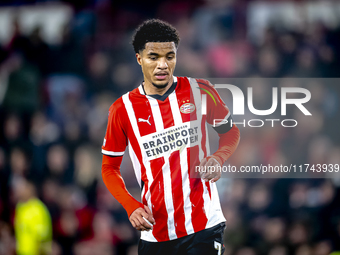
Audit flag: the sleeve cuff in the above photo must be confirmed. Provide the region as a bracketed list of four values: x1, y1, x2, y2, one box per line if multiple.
[126, 201, 145, 218]
[208, 155, 223, 167]
[102, 149, 125, 156]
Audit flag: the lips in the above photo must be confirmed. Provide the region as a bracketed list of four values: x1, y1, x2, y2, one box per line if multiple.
[155, 72, 168, 80]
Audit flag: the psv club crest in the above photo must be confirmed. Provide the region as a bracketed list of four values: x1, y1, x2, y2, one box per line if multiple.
[180, 102, 195, 114]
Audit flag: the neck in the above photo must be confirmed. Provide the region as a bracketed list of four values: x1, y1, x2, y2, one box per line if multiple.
[143, 76, 174, 96]
[21, 195, 34, 203]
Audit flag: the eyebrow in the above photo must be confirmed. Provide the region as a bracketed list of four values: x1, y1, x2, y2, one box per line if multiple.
[147, 51, 176, 56]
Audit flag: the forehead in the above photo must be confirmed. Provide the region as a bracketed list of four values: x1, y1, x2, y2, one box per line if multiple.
[143, 42, 176, 54]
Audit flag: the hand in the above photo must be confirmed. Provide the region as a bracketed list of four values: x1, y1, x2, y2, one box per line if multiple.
[129, 205, 155, 231]
[198, 157, 221, 183]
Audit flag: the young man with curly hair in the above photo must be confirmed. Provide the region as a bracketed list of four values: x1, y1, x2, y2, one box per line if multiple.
[102, 19, 240, 255]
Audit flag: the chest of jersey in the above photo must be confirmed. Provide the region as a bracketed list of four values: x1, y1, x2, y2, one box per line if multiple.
[127, 85, 202, 160]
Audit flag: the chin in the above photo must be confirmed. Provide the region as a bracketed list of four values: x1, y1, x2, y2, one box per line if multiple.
[152, 81, 169, 89]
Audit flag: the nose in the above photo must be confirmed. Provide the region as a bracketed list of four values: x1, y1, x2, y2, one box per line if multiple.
[157, 57, 168, 69]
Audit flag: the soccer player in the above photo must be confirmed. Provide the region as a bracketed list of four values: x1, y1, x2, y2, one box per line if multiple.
[102, 19, 240, 255]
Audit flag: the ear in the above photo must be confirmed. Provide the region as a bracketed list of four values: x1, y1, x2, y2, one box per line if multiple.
[136, 53, 142, 66]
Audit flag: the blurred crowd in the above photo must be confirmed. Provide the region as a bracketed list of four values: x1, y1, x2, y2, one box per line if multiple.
[0, 0, 340, 255]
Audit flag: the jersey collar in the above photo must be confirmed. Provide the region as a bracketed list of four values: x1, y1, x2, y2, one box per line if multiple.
[138, 76, 177, 102]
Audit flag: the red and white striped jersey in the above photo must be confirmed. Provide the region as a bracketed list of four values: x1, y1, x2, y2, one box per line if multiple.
[102, 76, 230, 242]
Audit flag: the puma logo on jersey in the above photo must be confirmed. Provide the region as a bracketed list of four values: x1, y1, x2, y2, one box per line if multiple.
[138, 115, 151, 125]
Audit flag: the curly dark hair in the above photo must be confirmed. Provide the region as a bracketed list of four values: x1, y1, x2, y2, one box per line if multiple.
[132, 19, 180, 53]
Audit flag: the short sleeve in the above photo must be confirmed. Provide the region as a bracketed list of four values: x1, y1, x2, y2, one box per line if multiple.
[102, 101, 128, 156]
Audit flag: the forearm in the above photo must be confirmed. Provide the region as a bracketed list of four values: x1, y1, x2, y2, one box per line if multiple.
[102, 155, 143, 216]
[211, 124, 240, 166]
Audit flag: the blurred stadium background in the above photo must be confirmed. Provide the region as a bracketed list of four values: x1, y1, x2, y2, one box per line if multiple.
[0, 0, 340, 254]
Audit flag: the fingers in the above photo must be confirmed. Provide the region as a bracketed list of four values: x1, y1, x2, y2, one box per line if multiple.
[202, 158, 215, 181]
[129, 207, 155, 232]
[140, 210, 154, 229]
[136, 215, 152, 231]
[210, 172, 221, 183]
[199, 158, 208, 179]
[130, 217, 137, 228]
[132, 216, 151, 231]
[198, 157, 207, 167]
[144, 205, 155, 225]
[200, 157, 221, 182]
[131, 217, 147, 231]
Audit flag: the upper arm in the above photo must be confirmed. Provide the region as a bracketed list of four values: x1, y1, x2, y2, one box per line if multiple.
[197, 79, 234, 134]
[102, 101, 128, 157]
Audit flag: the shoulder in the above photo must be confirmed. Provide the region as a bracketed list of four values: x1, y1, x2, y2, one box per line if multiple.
[190, 78, 219, 96]
[17, 199, 46, 216]
[176, 76, 207, 88]
[195, 78, 214, 89]
[109, 96, 125, 114]
[178, 77, 215, 89]
[30, 198, 48, 212]
[192, 78, 227, 107]
[177, 76, 218, 96]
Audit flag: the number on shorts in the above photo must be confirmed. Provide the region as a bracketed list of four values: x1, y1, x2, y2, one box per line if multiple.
[214, 241, 222, 255]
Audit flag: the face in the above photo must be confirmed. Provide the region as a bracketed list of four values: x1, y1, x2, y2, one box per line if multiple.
[136, 42, 177, 89]
[13, 178, 34, 202]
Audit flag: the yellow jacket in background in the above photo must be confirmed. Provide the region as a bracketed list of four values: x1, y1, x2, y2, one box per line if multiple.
[15, 198, 52, 255]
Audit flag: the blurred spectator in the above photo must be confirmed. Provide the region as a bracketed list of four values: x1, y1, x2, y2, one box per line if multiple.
[54, 185, 93, 255]
[295, 245, 312, 255]
[86, 52, 113, 95]
[30, 112, 61, 147]
[9, 147, 30, 180]
[45, 144, 72, 185]
[86, 93, 115, 146]
[74, 145, 99, 205]
[290, 48, 320, 77]
[48, 23, 86, 76]
[287, 222, 309, 246]
[0, 147, 7, 215]
[29, 112, 61, 178]
[25, 26, 50, 76]
[2, 54, 40, 115]
[6, 17, 30, 57]
[3, 114, 22, 144]
[13, 178, 52, 255]
[41, 179, 60, 222]
[0, 221, 15, 255]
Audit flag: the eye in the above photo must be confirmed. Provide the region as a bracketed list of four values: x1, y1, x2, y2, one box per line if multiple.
[167, 55, 174, 60]
[149, 56, 157, 60]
